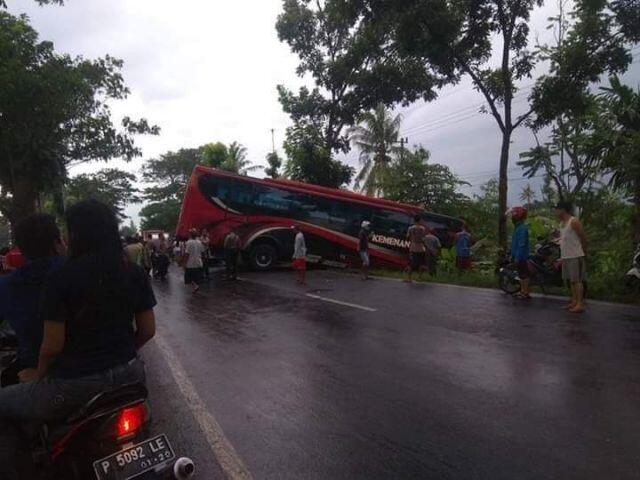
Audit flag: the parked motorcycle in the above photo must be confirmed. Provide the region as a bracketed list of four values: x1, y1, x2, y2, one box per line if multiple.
[625, 243, 640, 291]
[498, 239, 564, 295]
[0, 332, 194, 480]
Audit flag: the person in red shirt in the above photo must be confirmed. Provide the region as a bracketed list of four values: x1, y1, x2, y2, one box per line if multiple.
[4, 247, 25, 271]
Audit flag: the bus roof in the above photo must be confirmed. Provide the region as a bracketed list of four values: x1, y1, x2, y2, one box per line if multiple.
[192, 166, 459, 220]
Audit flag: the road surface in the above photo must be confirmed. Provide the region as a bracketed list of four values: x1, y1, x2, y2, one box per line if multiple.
[142, 267, 640, 480]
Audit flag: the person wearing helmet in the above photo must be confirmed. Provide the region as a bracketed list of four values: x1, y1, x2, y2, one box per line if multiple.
[510, 206, 531, 299]
[359, 221, 372, 280]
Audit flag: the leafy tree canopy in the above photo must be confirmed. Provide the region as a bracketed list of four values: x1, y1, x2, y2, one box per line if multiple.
[66, 168, 139, 220]
[276, 0, 438, 153]
[201, 142, 228, 168]
[265, 151, 283, 179]
[139, 199, 182, 234]
[0, 12, 157, 224]
[383, 147, 469, 216]
[221, 141, 258, 175]
[283, 123, 353, 188]
[349, 103, 402, 196]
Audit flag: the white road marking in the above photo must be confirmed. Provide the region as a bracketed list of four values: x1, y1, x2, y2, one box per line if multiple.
[305, 294, 377, 312]
[154, 332, 253, 480]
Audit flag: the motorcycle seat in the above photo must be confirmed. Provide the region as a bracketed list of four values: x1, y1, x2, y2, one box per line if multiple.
[66, 382, 148, 425]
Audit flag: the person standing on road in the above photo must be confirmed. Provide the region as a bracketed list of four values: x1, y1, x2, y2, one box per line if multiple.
[223, 230, 241, 280]
[424, 229, 442, 276]
[182, 229, 205, 294]
[455, 224, 473, 272]
[555, 201, 588, 313]
[124, 236, 143, 267]
[359, 221, 372, 280]
[510, 207, 531, 299]
[292, 225, 307, 285]
[405, 215, 427, 283]
[200, 229, 211, 281]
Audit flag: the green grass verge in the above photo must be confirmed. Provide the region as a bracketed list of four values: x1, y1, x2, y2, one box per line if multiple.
[369, 268, 639, 306]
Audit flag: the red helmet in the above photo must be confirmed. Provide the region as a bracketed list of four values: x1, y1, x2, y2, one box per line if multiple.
[511, 206, 528, 221]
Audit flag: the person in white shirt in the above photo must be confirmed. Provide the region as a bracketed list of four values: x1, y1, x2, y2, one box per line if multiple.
[182, 229, 205, 293]
[291, 225, 307, 285]
[555, 201, 588, 313]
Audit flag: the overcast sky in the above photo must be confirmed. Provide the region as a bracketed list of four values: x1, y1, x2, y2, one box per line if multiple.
[8, 0, 640, 222]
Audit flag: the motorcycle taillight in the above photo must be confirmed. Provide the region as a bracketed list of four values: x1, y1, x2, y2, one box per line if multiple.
[116, 403, 148, 441]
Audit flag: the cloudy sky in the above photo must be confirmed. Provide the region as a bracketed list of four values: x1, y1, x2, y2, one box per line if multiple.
[8, 0, 640, 222]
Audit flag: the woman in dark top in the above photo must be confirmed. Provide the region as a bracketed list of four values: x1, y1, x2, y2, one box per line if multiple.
[0, 200, 156, 480]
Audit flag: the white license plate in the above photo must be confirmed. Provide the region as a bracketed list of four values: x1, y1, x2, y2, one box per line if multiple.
[93, 434, 175, 480]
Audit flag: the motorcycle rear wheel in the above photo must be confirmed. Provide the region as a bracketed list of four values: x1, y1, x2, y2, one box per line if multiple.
[499, 270, 521, 295]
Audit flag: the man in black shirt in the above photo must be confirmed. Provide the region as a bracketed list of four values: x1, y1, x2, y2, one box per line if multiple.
[359, 221, 372, 280]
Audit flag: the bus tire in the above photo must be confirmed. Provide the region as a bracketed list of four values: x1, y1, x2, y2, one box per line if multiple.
[249, 243, 278, 271]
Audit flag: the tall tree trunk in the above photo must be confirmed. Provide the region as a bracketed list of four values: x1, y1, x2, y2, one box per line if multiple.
[10, 177, 38, 227]
[498, 129, 512, 248]
[634, 178, 640, 243]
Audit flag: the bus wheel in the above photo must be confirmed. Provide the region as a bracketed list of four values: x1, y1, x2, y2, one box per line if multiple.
[249, 244, 278, 271]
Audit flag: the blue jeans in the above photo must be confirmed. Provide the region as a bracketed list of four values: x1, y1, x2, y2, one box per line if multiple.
[0, 359, 145, 479]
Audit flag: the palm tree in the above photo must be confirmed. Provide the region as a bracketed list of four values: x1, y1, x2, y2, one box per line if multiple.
[222, 141, 260, 176]
[519, 183, 537, 208]
[349, 103, 402, 196]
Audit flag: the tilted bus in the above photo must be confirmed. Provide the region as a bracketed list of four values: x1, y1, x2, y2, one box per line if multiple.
[176, 166, 463, 270]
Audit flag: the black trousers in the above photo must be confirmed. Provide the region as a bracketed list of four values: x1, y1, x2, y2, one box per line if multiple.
[225, 250, 239, 279]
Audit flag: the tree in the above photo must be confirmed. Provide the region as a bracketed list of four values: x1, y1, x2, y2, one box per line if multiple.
[465, 178, 501, 242]
[599, 77, 640, 241]
[349, 103, 402, 196]
[519, 95, 607, 202]
[201, 142, 228, 169]
[383, 147, 469, 216]
[265, 152, 283, 179]
[283, 123, 353, 188]
[66, 168, 140, 220]
[519, 183, 537, 208]
[276, 0, 438, 155]
[369, 0, 543, 247]
[530, 0, 639, 127]
[0, 12, 157, 226]
[139, 200, 182, 234]
[140, 148, 200, 232]
[119, 219, 137, 239]
[221, 141, 258, 176]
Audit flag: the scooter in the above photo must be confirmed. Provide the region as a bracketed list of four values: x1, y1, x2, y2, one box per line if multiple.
[498, 240, 564, 295]
[625, 242, 640, 291]
[0, 332, 195, 480]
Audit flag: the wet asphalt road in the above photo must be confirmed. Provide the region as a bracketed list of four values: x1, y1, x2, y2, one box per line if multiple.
[142, 266, 640, 480]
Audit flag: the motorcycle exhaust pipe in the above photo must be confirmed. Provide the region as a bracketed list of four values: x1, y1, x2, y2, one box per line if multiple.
[173, 457, 195, 479]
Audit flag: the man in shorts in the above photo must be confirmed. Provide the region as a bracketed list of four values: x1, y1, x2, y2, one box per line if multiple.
[182, 228, 205, 293]
[405, 215, 426, 283]
[358, 221, 372, 280]
[292, 225, 307, 285]
[556, 201, 588, 313]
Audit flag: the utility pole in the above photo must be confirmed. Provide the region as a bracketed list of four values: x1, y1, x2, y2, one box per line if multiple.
[398, 137, 409, 161]
[270, 129, 276, 154]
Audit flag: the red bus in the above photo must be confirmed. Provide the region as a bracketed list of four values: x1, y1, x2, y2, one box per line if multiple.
[176, 166, 463, 270]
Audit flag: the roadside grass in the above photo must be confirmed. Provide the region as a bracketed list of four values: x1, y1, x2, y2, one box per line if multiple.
[369, 268, 640, 306]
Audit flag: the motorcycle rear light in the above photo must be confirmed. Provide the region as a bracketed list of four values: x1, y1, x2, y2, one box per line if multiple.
[116, 404, 147, 440]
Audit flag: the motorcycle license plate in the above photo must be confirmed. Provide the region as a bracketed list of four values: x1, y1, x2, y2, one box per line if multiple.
[93, 434, 175, 480]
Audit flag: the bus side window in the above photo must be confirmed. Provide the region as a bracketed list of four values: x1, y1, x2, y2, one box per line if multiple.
[223, 179, 254, 212]
[372, 210, 411, 237]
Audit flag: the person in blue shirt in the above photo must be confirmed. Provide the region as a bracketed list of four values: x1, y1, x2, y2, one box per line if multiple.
[0, 214, 65, 381]
[455, 224, 473, 271]
[510, 206, 531, 299]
